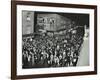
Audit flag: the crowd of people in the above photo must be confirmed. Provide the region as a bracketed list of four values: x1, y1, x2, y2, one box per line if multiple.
[22, 26, 84, 68]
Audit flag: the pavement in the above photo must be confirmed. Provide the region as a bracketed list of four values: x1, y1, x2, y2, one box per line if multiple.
[77, 36, 89, 66]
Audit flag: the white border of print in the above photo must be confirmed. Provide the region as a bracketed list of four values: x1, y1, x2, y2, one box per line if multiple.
[17, 5, 94, 75]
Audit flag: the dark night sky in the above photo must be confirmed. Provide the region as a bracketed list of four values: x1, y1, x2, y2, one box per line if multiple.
[60, 13, 89, 27]
[35, 11, 89, 27]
